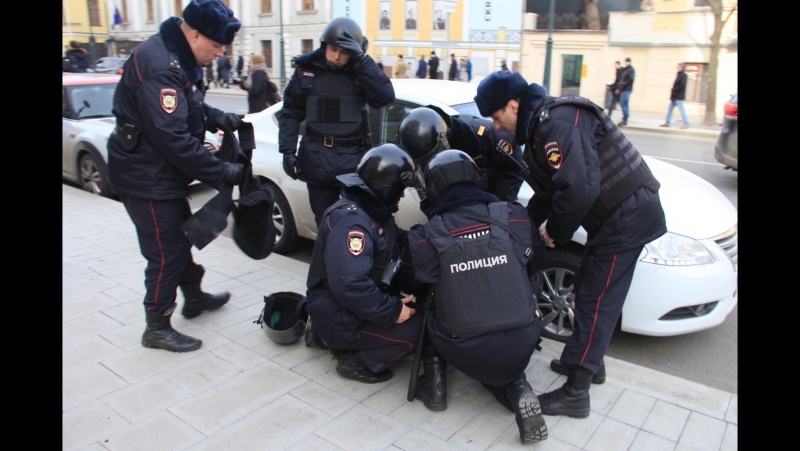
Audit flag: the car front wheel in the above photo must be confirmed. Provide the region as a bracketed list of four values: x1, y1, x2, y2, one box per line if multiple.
[538, 247, 582, 343]
[79, 153, 113, 198]
[264, 181, 299, 255]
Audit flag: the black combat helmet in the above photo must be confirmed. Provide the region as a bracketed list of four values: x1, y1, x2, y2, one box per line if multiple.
[398, 107, 450, 169]
[337, 144, 426, 206]
[320, 17, 365, 50]
[257, 292, 308, 345]
[424, 150, 488, 206]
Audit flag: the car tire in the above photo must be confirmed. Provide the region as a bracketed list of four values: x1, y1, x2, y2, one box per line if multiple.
[538, 247, 582, 343]
[79, 153, 114, 199]
[265, 181, 299, 255]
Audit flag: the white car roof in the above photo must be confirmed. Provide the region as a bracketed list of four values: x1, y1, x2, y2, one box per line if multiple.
[388, 79, 481, 115]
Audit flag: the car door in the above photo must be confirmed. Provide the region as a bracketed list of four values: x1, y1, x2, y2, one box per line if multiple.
[62, 85, 78, 178]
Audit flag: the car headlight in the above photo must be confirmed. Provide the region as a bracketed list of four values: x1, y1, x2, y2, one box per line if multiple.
[640, 233, 714, 266]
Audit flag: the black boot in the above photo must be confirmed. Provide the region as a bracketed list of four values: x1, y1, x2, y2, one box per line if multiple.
[141, 306, 202, 352]
[415, 356, 447, 411]
[304, 318, 328, 350]
[538, 367, 592, 418]
[550, 359, 606, 384]
[336, 351, 393, 384]
[180, 283, 230, 319]
[507, 382, 548, 443]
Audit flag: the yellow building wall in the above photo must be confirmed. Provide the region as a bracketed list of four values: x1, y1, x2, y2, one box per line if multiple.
[63, 0, 110, 49]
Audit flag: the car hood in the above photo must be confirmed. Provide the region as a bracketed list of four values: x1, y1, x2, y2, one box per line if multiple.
[645, 156, 737, 239]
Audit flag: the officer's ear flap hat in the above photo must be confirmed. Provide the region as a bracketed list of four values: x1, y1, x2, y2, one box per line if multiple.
[424, 150, 488, 207]
[474, 71, 530, 118]
[257, 292, 308, 344]
[183, 0, 241, 46]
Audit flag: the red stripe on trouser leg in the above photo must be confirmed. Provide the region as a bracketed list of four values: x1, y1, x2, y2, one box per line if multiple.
[578, 254, 616, 367]
[148, 200, 166, 311]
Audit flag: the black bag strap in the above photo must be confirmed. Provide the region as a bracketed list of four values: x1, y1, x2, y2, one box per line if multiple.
[449, 207, 533, 261]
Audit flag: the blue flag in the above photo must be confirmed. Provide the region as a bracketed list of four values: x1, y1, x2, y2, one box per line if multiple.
[113, 7, 123, 29]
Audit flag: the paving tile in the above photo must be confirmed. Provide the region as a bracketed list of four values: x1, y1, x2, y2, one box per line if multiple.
[314, 404, 410, 451]
[525, 358, 563, 393]
[285, 434, 346, 451]
[629, 430, 677, 451]
[394, 427, 467, 451]
[447, 402, 520, 451]
[101, 345, 210, 384]
[389, 398, 438, 428]
[312, 366, 391, 404]
[101, 300, 144, 326]
[100, 374, 193, 424]
[77, 442, 113, 451]
[63, 336, 124, 375]
[202, 260, 266, 278]
[250, 273, 296, 291]
[169, 360, 308, 436]
[222, 284, 263, 309]
[234, 267, 280, 284]
[584, 416, 638, 451]
[588, 380, 624, 416]
[361, 377, 416, 416]
[486, 433, 580, 450]
[63, 264, 100, 282]
[63, 275, 120, 301]
[290, 381, 357, 417]
[212, 342, 268, 370]
[100, 321, 145, 352]
[103, 411, 205, 451]
[160, 352, 245, 394]
[415, 393, 483, 441]
[185, 394, 333, 451]
[217, 315, 266, 340]
[62, 363, 130, 412]
[677, 411, 726, 451]
[724, 394, 737, 425]
[720, 423, 737, 451]
[271, 342, 326, 370]
[63, 291, 120, 322]
[62, 400, 131, 451]
[101, 285, 142, 304]
[641, 400, 691, 442]
[63, 312, 125, 345]
[606, 389, 657, 428]
[189, 306, 257, 332]
[550, 411, 604, 449]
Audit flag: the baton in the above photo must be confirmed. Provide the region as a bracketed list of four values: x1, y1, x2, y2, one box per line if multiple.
[407, 286, 433, 402]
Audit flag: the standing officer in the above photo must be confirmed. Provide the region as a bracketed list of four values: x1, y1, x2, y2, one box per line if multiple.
[279, 17, 395, 228]
[407, 150, 548, 444]
[305, 144, 426, 384]
[107, 0, 247, 353]
[474, 71, 666, 418]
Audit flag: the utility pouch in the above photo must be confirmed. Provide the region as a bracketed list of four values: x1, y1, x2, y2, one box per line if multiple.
[117, 124, 141, 152]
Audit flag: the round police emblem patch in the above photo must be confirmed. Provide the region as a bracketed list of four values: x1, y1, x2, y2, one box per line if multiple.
[347, 230, 366, 256]
[544, 141, 563, 169]
[496, 139, 513, 156]
[160, 88, 178, 114]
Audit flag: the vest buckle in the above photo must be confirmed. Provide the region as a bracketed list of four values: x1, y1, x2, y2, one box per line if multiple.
[323, 136, 334, 147]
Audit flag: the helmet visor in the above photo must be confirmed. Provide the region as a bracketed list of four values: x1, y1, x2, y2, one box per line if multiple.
[401, 166, 427, 202]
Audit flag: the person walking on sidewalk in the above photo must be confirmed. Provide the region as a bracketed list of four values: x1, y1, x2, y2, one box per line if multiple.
[394, 54, 407, 79]
[616, 57, 634, 126]
[605, 61, 622, 119]
[660, 62, 690, 129]
[448, 53, 458, 81]
[416, 53, 427, 79]
[242, 54, 277, 113]
[236, 51, 244, 79]
[217, 51, 232, 88]
[428, 51, 439, 79]
[107, 0, 247, 353]
[475, 71, 667, 418]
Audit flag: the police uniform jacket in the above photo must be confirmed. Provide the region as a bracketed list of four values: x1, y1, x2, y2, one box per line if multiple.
[306, 189, 411, 348]
[107, 17, 228, 200]
[516, 87, 666, 256]
[279, 48, 394, 186]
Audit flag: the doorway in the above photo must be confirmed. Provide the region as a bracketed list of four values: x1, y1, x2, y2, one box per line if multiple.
[561, 54, 583, 96]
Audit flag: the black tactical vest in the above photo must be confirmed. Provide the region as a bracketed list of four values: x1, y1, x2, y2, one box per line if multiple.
[525, 95, 660, 235]
[306, 198, 400, 294]
[422, 202, 535, 338]
[299, 65, 366, 138]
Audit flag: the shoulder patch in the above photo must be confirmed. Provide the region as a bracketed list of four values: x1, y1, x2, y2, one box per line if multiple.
[496, 139, 513, 156]
[160, 88, 178, 114]
[544, 141, 563, 169]
[301, 71, 315, 77]
[347, 230, 366, 256]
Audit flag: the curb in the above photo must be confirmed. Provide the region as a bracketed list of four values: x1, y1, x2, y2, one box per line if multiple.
[620, 125, 720, 139]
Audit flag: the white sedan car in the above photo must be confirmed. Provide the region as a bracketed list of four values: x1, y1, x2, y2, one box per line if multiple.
[244, 79, 738, 342]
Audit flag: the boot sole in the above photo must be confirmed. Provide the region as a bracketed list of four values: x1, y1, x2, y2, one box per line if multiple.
[541, 407, 590, 418]
[141, 340, 202, 352]
[336, 365, 393, 384]
[517, 392, 548, 443]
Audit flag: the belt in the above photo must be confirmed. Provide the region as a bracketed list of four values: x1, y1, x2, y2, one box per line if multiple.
[115, 125, 151, 145]
[306, 132, 365, 148]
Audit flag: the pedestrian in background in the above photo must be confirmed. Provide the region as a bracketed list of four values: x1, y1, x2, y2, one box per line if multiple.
[660, 62, 690, 129]
[429, 51, 439, 79]
[458, 58, 467, 81]
[499, 59, 510, 74]
[376, 56, 384, 71]
[394, 54, 407, 79]
[466, 56, 472, 82]
[236, 51, 244, 79]
[106, 0, 247, 353]
[65, 40, 89, 72]
[205, 62, 214, 90]
[416, 53, 427, 79]
[448, 53, 457, 81]
[217, 51, 232, 88]
[616, 57, 634, 126]
[242, 54, 276, 114]
[605, 61, 622, 119]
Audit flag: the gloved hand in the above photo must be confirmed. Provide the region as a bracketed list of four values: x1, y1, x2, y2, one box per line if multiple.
[282, 153, 299, 180]
[336, 30, 366, 63]
[222, 162, 245, 186]
[214, 112, 245, 132]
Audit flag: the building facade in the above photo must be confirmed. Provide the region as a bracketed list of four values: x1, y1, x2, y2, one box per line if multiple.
[63, 0, 114, 64]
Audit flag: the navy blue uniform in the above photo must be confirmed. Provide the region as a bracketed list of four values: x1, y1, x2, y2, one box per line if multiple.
[279, 48, 394, 227]
[107, 17, 230, 314]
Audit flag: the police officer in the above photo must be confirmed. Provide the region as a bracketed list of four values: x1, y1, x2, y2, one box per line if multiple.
[305, 144, 426, 384]
[279, 17, 395, 228]
[397, 105, 526, 217]
[407, 150, 548, 444]
[107, 0, 247, 353]
[475, 71, 667, 418]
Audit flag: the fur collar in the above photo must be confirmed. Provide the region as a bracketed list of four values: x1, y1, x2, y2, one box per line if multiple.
[342, 187, 394, 223]
[515, 84, 549, 144]
[160, 17, 203, 83]
[293, 46, 353, 72]
[429, 184, 499, 217]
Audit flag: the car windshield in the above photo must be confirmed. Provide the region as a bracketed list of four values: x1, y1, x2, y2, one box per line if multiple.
[450, 102, 490, 120]
[66, 83, 117, 119]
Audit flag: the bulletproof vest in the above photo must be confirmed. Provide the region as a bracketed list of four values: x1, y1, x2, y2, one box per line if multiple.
[527, 95, 660, 235]
[306, 199, 400, 294]
[299, 66, 366, 137]
[422, 202, 535, 338]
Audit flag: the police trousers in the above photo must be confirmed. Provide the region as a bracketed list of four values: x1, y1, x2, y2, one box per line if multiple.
[120, 195, 205, 314]
[343, 315, 423, 374]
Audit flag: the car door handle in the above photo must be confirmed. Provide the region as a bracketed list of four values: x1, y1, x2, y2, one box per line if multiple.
[68, 132, 76, 138]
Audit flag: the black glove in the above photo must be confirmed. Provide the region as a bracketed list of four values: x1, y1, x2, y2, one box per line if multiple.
[214, 113, 245, 132]
[282, 153, 299, 180]
[222, 162, 245, 186]
[336, 30, 366, 63]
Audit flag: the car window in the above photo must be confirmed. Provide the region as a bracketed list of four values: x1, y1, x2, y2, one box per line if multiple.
[450, 102, 489, 120]
[378, 102, 416, 145]
[66, 83, 117, 119]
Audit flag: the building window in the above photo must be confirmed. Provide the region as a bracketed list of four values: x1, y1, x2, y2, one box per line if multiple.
[303, 0, 315, 11]
[121, 0, 128, 22]
[262, 41, 273, 69]
[692, 0, 710, 7]
[262, 0, 272, 13]
[88, 1, 101, 26]
[301, 39, 313, 54]
[147, 0, 154, 21]
[683, 63, 708, 103]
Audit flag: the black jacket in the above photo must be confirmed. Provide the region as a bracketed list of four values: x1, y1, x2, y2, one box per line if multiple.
[429, 56, 439, 78]
[107, 17, 227, 200]
[618, 65, 635, 92]
[671, 71, 687, 101]
[448, 57, 458, 80]
[244, 71, 275, 114]
[607, 67, 622, 96]
[66, 49, 89, 72]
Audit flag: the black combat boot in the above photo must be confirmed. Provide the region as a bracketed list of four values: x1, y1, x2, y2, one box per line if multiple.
[537, 367, 593, 418]
[304, 317, 328, 350]
[180, 283, 230, 319]
[336, 351, 393, 384]
[506, 382, 548, 443]
[415, 356, 447, 411]
[550, 359, 606, 384]
[141, 306, 202, 352]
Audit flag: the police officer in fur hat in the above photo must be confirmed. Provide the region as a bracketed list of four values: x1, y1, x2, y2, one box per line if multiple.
[474, 71, 666, 418]
[107, 0, 247, 353]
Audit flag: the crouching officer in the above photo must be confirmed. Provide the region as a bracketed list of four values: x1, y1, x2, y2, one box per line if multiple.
[407, 150, 548, 444]
[305, 144, 426, 383]
[398, 105, 526, 216]
[279, 17, 395, 228]
[107, 0, 247, 353]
